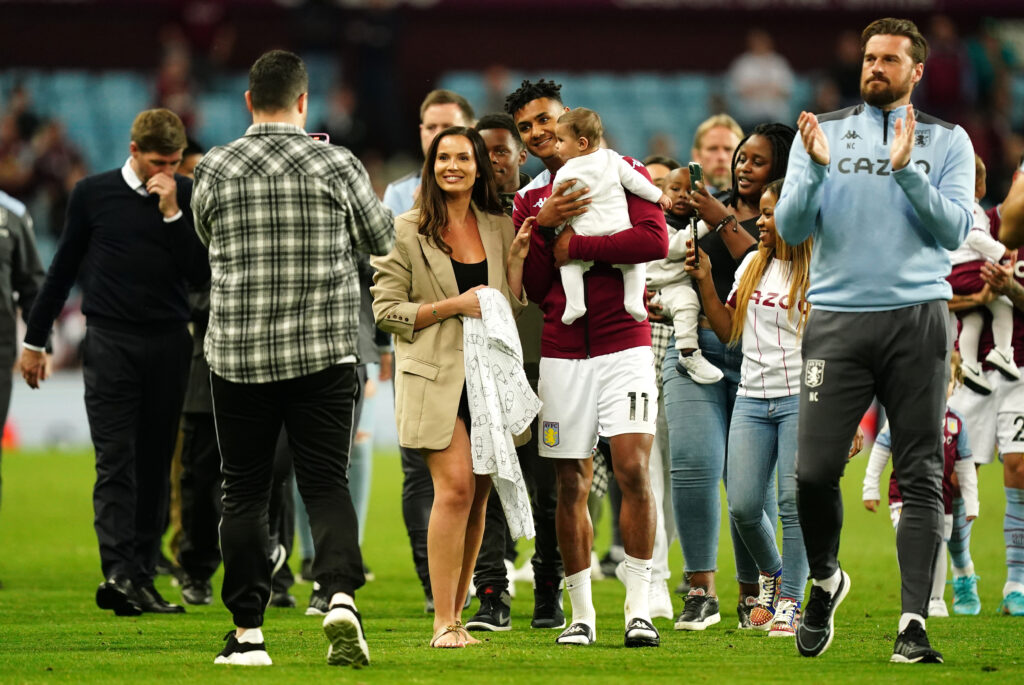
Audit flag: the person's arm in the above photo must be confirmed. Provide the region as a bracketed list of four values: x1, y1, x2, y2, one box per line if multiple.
[565, 164, 668, 265]
[688, 247, 733, 342]
[515, 192, 555, 306]
[338, 150, 395, 257]
[947, 286, 996, 313]
[776, 112, 830, 246]
[9, 209, 45, 327]
[963, 229, 1008, 263]
[615, 154, 664, 205]
[980, 261, 1024, 311]
[999, 174, 1024, 249]
[506, 217, 533, 305]
[862, 426, 892, 511]
[890, 114, 973, 250]
[169, 180, 210, 287]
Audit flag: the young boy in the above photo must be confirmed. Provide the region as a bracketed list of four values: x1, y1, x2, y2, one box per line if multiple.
[646, 166, 722, 383]
[948, 155, 1019, 395]
[862, 362, 980, 617]
[551, 108, 671, 325]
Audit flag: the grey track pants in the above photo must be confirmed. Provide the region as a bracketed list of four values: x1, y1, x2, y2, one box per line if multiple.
[796, 301, 947, 617]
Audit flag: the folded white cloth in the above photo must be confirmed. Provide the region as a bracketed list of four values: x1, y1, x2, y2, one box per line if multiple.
[463, 287, 541, 539]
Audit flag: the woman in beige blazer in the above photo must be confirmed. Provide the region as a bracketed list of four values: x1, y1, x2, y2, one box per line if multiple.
[372, 126, 532, 648]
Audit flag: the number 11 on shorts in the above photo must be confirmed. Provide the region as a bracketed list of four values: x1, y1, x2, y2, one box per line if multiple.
[628, 391, 650, 422]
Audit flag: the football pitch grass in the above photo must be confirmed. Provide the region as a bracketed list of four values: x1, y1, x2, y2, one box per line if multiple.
[0, 447, 1021, 684]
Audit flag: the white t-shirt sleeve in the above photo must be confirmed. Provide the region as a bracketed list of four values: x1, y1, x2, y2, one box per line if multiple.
[613, 152, 662, 204]
[963, 228, 1006, 263]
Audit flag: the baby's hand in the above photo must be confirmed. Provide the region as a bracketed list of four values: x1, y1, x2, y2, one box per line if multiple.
[863, 499, 879, 512]
[658, 194, 672, 211]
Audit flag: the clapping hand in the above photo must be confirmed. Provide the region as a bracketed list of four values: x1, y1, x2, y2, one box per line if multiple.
[890, 105, 916, 172]
[797, 111, 830, 167]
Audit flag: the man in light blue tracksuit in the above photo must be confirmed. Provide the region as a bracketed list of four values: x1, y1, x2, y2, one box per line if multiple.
[776, 17, 973, 664]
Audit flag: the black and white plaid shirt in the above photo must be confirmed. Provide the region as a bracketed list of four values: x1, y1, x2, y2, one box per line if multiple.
[192, 122, 394, 383]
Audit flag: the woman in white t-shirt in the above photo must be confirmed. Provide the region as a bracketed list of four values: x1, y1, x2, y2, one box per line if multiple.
[686, 178, 812, 637]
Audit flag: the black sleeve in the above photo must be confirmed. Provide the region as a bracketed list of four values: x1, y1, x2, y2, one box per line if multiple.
[10, 211, 45, 326]
[169, 176, 210, 287]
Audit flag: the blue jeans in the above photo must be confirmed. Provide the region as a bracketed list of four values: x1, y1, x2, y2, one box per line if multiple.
[663, 328, 773, 583]
[728, 394, 807, 600]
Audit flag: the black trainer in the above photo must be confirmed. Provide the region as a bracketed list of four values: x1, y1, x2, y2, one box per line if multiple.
[624, 617, 660, 647]
[270, 590, 296, 608]
[465, 587, 511, 631]
[737, 593, 757, 629]
[323, 602, 370, 666]
[891, 620, 943, 664]
[214, 630, 272, 666]
[796, 570, 850, 658]
[181, 577, 212, 606]
[306, 582, 330, 616]
[674, 588, 721, 631]
[531, 578, 566, 629]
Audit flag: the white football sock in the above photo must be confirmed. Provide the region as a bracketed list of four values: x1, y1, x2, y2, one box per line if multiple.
[237, 628, 265, 644]
[565, 569, 596, 629]
[330, 592, 355, 609]
[622, 553, 653, 625]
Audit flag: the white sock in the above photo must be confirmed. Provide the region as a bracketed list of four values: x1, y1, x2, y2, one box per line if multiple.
[959, 312, 983, 367]
[813, 568, 842, 596]
[898, 612, 925, 633]
[565, 569, 596, 629]
[953, 561, 975, 578]
[330, 592, 355, 609]
[622, 553, 653, 625]
[930, 540, 948, 603]
[237, 628, 265, 644]
[990, 298, 1015, 354]
[1004, 581, 1024, 597]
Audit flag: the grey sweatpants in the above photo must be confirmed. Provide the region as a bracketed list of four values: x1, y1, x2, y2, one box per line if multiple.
[796, 301, 947, 617]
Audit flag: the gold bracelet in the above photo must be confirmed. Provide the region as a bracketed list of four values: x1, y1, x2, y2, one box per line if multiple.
[431, 303, 444, 322]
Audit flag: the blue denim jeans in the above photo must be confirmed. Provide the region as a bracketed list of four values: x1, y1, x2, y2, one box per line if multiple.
[727, 394, 807, 600]
[663, 328, 773, 583]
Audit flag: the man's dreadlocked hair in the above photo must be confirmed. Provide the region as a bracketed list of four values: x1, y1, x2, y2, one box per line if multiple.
[504, 79, 563, 116]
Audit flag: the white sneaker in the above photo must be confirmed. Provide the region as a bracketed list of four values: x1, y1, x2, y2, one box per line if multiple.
[590, 551, 605, 580]
[675, 350, 724, 385]
[323, 602, 370, 666]
[961, 362, 992, 395]
[649, 580, 674, 620]
[505, 559, 517, 599]
[928, 598, 949, 618]
[985, 348, 1021, 380]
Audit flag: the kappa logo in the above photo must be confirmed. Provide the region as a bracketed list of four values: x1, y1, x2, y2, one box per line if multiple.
[804, 359, 825, 388]
[534, 197, 547, 209]
[914, 130, 931, 147]
[542, 421, 560, 447]
[632, 159, 644, 168]
[841, 130, 861, 141]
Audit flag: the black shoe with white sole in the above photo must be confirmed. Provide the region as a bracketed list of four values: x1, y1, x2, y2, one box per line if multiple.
[891, 620, 943, 664]
[674, 589, 721, 631]
[465, 587, 511, 631]
[796, 570, 850, 658]
[624, 617, 660, 647]
[306, 582, 330, 616]
[323, 603, 370, 666]
[555, 622, 595, 645]
[214, 630, 272, 666]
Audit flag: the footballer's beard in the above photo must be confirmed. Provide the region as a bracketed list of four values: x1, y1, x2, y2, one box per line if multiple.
[861, 77, 912, 108]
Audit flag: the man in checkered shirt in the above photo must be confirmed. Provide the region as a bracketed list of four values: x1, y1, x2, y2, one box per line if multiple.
[192, 50, 393, 668]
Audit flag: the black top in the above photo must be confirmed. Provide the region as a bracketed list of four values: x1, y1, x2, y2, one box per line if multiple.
[24, 168, 209, 346]
[452, 257, 488, 294]
[0, 201, 44, 366]
[686, 192, 759, 305]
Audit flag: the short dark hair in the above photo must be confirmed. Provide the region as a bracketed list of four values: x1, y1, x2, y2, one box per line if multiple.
[130, 109, 187, 154]
[475, 113, 523, 150]
[418, 127, 504, 255]
[643, 155, 681, 170]
[861, 17, 929, 64]
[248, 50, 308, 112]
[419, 89, 475, 124]
[184, 137, 204, 157]
[504, 79, 562, 117]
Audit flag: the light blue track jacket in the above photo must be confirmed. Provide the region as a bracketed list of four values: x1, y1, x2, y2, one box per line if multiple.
[776, 103, 973, 311]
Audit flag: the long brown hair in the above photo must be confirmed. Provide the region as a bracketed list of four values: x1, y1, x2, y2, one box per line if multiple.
[728, 178, 813, 345]
[418, 126, 504, 254]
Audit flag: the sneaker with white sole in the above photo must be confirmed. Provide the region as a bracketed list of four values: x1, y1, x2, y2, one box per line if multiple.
[961, 362, 992, 395]
[796, 570, 850, 658]
[649, 580, 674, 620]
[998, 590, 1024, 615]
[306, 581, 330, 616]
[928, 598, 949, 617]
[768, 598, 800, 637]
[323, 603, 370, 666]
[985, 348, 1021, 380]
[674, 588, 721, 631]
[624, 617, 660, 647]
[214, 629, 272, 666]
[952, 574, 981, 615]
[750, 570, 782, 630]
[675, 350, 724, 385]
[891, 620, 943, 663]
[736, 593, 757, 629]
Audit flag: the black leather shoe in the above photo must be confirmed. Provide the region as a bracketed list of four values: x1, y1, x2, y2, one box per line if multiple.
[96, 575, 143, 616]
[134, 583, 186, 614]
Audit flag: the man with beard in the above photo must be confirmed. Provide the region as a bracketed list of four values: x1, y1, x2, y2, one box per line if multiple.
[777, 17, 973, 664]
[690, 115, 743, 193]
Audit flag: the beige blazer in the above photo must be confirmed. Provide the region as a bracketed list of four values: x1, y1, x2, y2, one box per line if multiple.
[371, 204, 527, 451]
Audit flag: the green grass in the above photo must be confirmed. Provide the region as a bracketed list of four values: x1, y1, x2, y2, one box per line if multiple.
[0, 447, 1021, 684]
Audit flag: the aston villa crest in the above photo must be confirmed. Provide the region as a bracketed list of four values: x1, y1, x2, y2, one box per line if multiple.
[542, 421, 560, 447]
[805, 359, 825, 388]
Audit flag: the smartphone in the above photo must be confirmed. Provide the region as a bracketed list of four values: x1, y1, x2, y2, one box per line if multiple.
[309, 132, 331, 143]
[688, 162, 703, 189]
[689, 216, 700, 268]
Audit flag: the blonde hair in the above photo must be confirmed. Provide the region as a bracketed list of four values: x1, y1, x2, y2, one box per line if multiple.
[692, 114, 743, 152]
[557, 108, 603, 148]
[728, 178, 813, 345]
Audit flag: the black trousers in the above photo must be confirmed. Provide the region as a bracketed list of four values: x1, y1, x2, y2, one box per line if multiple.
[212, 363, 364, 628]
[796, 302, 947, 616]
[83, 324, 191, 583]
[177, 412, 295, 592]
[473, 393, 563, 595]
[0, 364, 11, 511]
